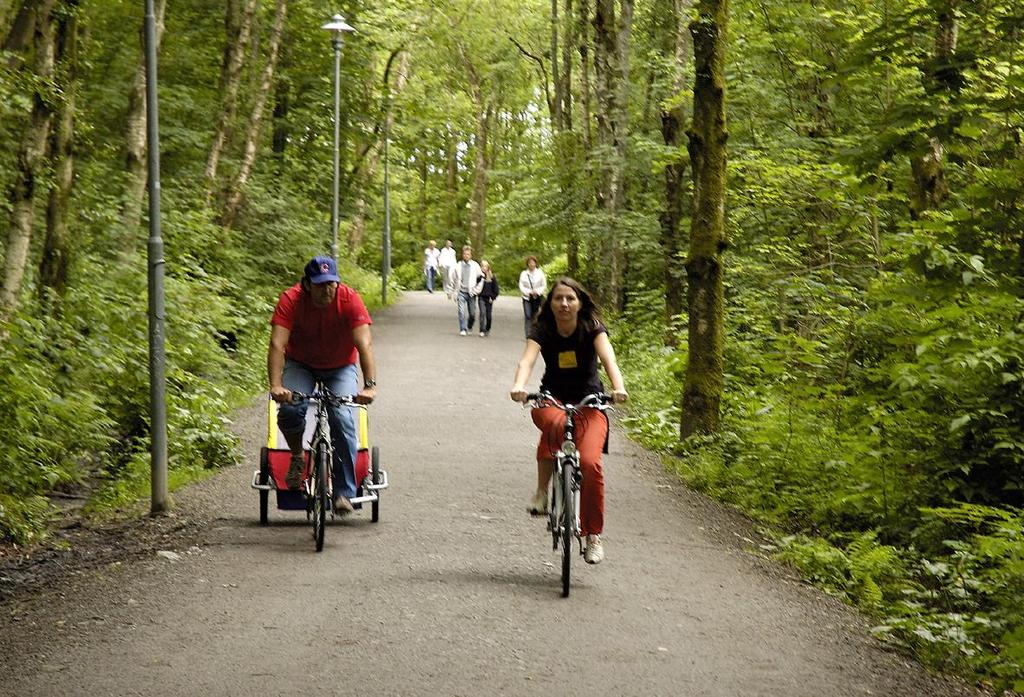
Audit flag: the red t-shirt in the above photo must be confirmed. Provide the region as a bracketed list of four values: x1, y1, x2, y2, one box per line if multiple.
[271, 283, 371, 369]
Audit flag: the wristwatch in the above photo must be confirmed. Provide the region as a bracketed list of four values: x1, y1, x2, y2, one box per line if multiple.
[363, 379, 377, 389]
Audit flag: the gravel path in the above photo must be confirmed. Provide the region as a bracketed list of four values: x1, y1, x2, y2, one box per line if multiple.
[0, 291, 986, 696]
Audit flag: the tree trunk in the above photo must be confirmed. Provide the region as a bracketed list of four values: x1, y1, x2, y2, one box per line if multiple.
[561, 0, 574, 129]
[0, 2, 18, 43]
[445, 123, 460, 233]
[660, 0, 693, 343]
[39, 0, 77, 305]
[119, 0, 165, 234]
[349, 196, 367, 255]
[417, 146, 428, 242]
[1, 0, 55, 317]
[910, 0, 959, 220]
[469, 106, 490, 254]
[681, 0, 728, 440]
[551, 0, 563, 130]
[2, 0, 34, 69]
[221, 0, 287, 229]
[204, 0, 257, 201]
[271, 67, 289, 162]
[577, 0, 593, 151]
[591, 0, 631, 308]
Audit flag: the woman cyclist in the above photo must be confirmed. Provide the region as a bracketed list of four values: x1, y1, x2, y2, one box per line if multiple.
[510, 277, 627, 564]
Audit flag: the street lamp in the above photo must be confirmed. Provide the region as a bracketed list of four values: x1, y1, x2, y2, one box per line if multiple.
[321, 14, 355, 260]
[144, 0, 167, 514]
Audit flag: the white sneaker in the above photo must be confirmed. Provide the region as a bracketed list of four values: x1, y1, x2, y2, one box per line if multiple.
[527, 491, 547, 516]
[459, 330, 467, 336]
[584, 535, 604, 564]
[479, 331, 485, 337]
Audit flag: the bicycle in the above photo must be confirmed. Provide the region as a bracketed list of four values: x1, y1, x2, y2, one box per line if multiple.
[525, 391, 612, 597]
[252, 383, 388, 552]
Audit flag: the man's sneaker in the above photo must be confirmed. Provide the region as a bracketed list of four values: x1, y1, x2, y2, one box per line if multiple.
[333, 494, 355, 515]
[527, 491, 548, 516]
[479, 331, 485, 337]
[459, 330, 467, 336]
[584, 535, 604, 564]
[285, 453, 304, 489]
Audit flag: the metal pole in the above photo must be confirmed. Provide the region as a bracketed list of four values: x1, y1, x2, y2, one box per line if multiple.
[382, 87, 391, 304]
[331, 38, 341, 259]
[144, 0, 168, 514]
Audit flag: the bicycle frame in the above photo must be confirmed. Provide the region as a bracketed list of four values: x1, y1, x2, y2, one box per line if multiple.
[550, 409, 583, 551]
[305, 390, 335, 500]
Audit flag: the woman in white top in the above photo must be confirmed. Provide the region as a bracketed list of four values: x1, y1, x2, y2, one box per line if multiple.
[518, 255, 547, 338]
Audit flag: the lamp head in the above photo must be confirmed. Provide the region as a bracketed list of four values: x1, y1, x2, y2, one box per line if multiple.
[322, 14, 355, 46]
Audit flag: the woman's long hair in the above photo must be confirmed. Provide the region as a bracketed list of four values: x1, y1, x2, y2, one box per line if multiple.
[534, 277, 603, 337]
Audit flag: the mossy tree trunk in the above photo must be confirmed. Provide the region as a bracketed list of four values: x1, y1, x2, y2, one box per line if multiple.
[221, 0, 287, 229]
[1, 0, 56, 318]
[204, 0, 256, 202]
[909, 0, 960, 220]
[38, 0, 79, 306]
[659, 0, 693, 345]
[681, 0, 728, 439]
[592, 0, 632, 309]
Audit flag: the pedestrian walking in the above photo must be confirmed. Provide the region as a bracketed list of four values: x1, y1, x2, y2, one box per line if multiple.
[449, 245, 483, 335]
[423, 240, 441, 293]
[477, 260, 499, 337]
[438, 239, 457, 299]
[518, 255, 547, 338]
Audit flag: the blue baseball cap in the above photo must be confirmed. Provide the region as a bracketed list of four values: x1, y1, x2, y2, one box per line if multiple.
[304, 256, 340, 284]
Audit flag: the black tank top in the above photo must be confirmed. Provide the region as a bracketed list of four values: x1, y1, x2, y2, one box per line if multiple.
[528, 322, 607, 404]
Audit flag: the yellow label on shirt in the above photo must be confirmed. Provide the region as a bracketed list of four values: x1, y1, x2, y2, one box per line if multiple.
[558, 351, 578, 369]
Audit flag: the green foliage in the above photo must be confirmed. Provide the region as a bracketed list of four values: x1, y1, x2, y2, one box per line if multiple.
[0, 495, 53, 546]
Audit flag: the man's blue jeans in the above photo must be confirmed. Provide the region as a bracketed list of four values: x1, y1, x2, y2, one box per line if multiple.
[457, 291, 476, 331]
[425, 267, 437, 292]
[277, 360, 359, 498]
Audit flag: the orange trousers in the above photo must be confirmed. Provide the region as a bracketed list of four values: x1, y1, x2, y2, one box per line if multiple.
[532, 406, 608, 536]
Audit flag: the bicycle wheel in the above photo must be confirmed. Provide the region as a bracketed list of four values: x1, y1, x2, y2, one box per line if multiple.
[561, 461, 574, 598]
[370, 446, 380, 523]
[312, 442, 329, 552]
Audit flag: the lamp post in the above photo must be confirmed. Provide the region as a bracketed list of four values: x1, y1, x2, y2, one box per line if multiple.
[144, 0, 167, 514]
[382, 84, 391, 304]
[321, 14, 355, 260]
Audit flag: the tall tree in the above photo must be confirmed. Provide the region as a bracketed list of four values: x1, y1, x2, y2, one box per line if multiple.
[2, 0, 34, 67]
[38, 0, 78, 304]
[659, 0, 692, 343]
[221, 0, 287, 229]
[680, 0, 728, 439]
[591, 0, 633, 308]
[1, 0, 56, 317]
[909, 0, 960, 219]
[118, 0, 165, 234]
[204, 0, 257, 202]
[462, 47, 494, 254]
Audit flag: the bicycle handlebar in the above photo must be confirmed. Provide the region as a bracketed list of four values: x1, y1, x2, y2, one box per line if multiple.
[285, 391, 363, 407]
[525, 391, 612, 410]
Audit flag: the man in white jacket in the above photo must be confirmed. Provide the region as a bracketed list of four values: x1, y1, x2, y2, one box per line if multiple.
[449, 245, 483, 335]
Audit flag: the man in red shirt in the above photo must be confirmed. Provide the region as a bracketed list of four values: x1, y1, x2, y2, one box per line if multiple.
[268, 256, 378, 514]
